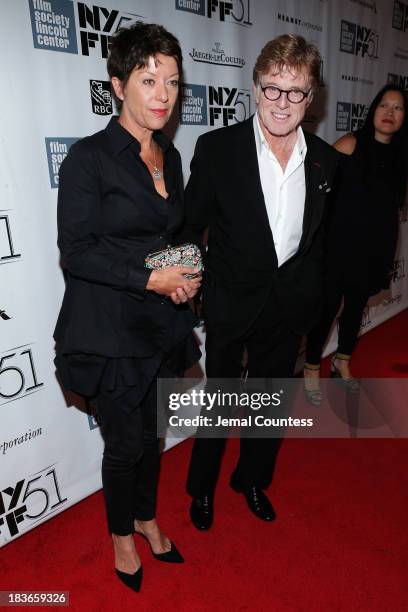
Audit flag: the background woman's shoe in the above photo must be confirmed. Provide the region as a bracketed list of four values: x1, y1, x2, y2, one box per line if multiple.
[115, 565, 143, 592]
[303, 364, 323, 406]
[331, 355, 360, 393]
[190, 496, 213, 530]
[304, 387, 324, 406]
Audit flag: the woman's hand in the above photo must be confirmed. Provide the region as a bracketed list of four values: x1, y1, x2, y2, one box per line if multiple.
[146, 266, 202, 304]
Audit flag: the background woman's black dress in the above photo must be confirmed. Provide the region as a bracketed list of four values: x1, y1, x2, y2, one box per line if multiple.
[326, 133, 400, 294]
[305, 132, 403, 364]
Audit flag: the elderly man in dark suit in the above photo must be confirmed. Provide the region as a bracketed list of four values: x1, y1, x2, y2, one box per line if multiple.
[181, 34, 338, 530]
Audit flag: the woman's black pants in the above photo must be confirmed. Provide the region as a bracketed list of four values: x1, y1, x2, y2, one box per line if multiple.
[306, 271, 371, 365]
[96, 375, 161, 536]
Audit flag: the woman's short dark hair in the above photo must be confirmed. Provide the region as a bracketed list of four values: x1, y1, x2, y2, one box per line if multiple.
[107, 21, 183, 112]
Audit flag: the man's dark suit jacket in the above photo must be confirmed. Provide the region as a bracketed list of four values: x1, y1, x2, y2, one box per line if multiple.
[181, 116, 338, 337]
[54, 117, 197, 396]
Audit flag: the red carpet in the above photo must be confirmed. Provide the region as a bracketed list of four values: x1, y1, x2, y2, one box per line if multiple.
[1, 310, 408, 611]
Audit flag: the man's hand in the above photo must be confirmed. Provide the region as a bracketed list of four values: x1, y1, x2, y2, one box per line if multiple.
[146, 266, 202, 304]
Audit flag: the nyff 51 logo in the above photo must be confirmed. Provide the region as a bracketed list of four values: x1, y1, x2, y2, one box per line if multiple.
[77, 2, 143, 57]
[175, 0, 252, 27]
[0, 212, 21, 266]
[0, 344, 44, 404]
[340, 20, 379, 59]
[393, 0, 408, 31]
[0, 308, 11, 321]
[0, 466, 67, 539]
[181, 83, 251, 126]
[387, 72, 408, 90]
[336, 101, 368, 132]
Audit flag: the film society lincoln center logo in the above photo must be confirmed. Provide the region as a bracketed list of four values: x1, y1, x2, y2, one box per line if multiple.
[45, 138, 79, 188]
[340, 20, 379, 59]
[181, 83, 251, 126]
[336, 101, 368, 132]
[29, 0, 143, 57]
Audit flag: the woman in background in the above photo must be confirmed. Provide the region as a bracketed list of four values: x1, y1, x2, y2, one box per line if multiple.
[304, 84, 408, 403]
[54, 23, 201, 591]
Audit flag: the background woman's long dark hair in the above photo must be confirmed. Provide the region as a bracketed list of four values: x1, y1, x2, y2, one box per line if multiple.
[355, 83, 408, 207]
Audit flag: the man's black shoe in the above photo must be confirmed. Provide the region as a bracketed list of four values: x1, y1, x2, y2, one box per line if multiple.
[190, 496, 213, 531]
[230, 483, 276, 522]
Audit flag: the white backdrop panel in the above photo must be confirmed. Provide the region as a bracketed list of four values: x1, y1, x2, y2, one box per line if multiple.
[0, 0, 406, 546]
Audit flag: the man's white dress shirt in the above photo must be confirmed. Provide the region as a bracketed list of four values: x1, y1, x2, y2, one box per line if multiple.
[253, 113, 307, 267]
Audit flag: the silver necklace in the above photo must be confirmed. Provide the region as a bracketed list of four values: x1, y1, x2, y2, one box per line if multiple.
[147, 145, 162, 181]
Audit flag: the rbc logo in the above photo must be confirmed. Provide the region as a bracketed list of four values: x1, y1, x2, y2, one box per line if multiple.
[90, 80, 112, 115]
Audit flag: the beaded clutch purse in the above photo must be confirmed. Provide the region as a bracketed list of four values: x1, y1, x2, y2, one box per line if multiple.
[145, 243, 203, 279]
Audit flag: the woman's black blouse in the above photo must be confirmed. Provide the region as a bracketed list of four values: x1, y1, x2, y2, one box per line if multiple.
[54, 117, 199, 401]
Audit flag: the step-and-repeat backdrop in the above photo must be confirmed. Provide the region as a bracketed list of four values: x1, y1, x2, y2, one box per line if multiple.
[1, 0, 407, 546]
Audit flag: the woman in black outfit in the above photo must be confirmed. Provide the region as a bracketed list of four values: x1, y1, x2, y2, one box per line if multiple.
[304, 84, 408, 403]
[54, 23, 201, 591]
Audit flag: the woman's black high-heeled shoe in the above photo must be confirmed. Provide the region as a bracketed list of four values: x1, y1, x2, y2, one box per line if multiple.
[330, 354, 360, 394]
[115, 565, 143, 592]
[152, 541, 184, 563]
[135, 529, 184, 563]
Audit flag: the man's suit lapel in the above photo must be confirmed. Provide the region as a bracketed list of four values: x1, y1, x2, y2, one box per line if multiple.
[296, 133, 327, 256]
[234, 117, 274, 242]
